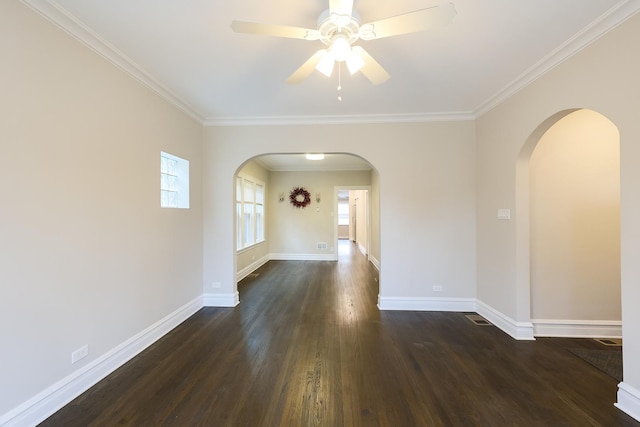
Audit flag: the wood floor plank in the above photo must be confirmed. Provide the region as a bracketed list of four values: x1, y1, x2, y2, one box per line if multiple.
[40, 241, 638, 426]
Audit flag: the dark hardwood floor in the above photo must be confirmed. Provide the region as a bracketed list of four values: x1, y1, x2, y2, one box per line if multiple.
[41, 241, 638, 426]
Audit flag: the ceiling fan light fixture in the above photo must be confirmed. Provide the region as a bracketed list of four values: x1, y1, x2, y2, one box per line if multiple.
[316, 51, 335, 77]
[306, 153, 325, 160]
[346, 50, 364, 75]
[231, 2, 456, 87]
[330, 35, 351, 62]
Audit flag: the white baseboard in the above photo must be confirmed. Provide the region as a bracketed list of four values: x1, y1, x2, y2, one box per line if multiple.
[5, 286, 630, 427]
[357, 243, 367, 256]
[0, 297, 203, 427]
[476, 300, 535, 340]
[369, 255, 380, 271]
[203, 292, 239, 307]
[236, 254, 270, 283]
[378, 296, 476, 312]
[270, 253, 337, 261]
[616, 382, 640, 422]
[532, 319, 622, 338]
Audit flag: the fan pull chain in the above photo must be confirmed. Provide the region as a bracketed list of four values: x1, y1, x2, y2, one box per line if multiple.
[337, 63, 343, 102]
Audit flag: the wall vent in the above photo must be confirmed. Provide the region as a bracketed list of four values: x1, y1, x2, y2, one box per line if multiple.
[317, 242, 328, 250]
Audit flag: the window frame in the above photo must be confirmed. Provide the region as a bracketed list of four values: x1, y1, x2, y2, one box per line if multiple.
[160, 151, 189, 209]
[236, 173, 265, 251]
[337, 200, 350, 225]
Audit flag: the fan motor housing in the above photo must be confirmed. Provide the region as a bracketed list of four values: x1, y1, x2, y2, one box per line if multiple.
[317, 9, 361, 45]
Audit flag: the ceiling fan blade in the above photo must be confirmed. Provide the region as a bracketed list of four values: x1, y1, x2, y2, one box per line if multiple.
[359, 3, 456, 41]
[329, 0, 354, 18]
[286, 50, 328, 84]
[231, 21, 321, 40]
[352, 46, 390, 85]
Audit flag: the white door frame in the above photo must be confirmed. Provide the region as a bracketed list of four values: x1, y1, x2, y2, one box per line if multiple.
[333, 185, 371, 259]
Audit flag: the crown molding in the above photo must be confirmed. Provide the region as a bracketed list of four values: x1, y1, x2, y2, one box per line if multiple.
[21, 0, 205, 124]
[20, 0, 640, 127]
[204, 111, 475, 127]
[474, 0, 640, 117]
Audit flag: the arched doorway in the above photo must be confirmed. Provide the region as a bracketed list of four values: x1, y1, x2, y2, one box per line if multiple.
[517, 109, 621, 338]
[232, 152, 381, 304]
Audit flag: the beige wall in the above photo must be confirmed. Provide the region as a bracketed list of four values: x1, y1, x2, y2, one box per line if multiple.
[476, 13, 640, 392]
[348, 190, 355, 245]
[370, 169, 381, 267]
[1, 1, 203, 417]
[349, 191, 357, 241]
[203, 120, 477, 304]
[352, 189, 369, 253]
[268, 171, 371, 256]
[530, 109, 620, 321]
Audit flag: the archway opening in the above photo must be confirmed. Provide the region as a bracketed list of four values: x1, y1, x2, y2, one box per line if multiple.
[517, 109, 621, 338]
[232, 152, 381, 305]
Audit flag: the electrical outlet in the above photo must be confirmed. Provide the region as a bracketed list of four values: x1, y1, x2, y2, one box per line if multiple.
[211, 282, 221, 289]
[432, 285, 443, 292]
[71, 345, 89, 364]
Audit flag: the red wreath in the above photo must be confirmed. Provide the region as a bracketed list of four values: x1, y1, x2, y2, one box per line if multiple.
[289, 187, 311, 209]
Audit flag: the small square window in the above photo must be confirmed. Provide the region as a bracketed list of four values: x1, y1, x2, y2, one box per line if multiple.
[160, 151, 189, 209]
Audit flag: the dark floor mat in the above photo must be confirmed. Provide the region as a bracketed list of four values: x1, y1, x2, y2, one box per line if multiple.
[568, 348, 622, 382]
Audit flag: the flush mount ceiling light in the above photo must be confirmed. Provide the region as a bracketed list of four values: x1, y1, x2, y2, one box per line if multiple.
[231, 1, 456, 86]
[306, 153, 325, 160]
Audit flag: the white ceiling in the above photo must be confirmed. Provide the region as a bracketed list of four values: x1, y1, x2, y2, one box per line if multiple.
[26, 0, 635, 124]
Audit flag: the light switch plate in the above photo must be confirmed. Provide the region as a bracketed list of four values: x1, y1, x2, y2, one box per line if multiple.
[497, 209, 511, 220]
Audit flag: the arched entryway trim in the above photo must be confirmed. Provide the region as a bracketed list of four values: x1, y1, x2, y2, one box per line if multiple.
[516, 108, 621, 338]
[232, 152, 381, 306]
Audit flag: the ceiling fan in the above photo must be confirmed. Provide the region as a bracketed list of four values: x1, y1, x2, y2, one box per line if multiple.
[231, 1, 456, 86]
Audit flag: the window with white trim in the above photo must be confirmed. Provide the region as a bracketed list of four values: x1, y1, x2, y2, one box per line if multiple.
[161, 151, 189, 208]
[338, 200, 350, 225]
[236, 175, 265, 250]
